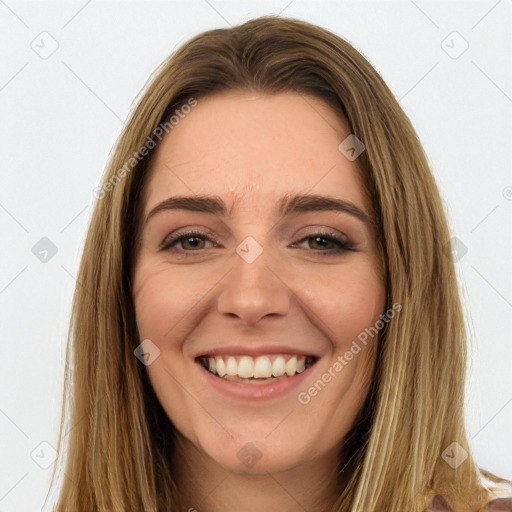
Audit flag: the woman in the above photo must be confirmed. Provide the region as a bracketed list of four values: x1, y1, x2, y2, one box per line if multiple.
[48, 15, 511, 512]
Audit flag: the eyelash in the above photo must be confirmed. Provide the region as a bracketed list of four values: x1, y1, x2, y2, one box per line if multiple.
[160, 229, 356, 256]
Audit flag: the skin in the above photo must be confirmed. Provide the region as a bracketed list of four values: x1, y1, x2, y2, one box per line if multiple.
[132, 91, 386, 511]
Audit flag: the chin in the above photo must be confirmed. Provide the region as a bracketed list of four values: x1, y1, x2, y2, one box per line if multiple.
[197, 430, 314, 475]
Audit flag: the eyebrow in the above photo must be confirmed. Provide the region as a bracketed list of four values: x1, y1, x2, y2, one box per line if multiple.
[144, 193, 371, 226]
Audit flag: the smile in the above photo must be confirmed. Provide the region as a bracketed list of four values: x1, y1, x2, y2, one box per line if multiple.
[197, 354, 317, 383]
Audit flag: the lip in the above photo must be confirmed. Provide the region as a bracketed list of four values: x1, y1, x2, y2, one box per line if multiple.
[194, 344, 320, 359]
[195, 357, 317, 401]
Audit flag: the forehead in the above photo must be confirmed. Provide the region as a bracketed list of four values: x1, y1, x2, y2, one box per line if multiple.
[143, 91, 368, 214]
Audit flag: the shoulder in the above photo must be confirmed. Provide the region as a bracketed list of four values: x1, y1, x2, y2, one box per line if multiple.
[477, 467, 512, 510]
[428, 468, 512, 511]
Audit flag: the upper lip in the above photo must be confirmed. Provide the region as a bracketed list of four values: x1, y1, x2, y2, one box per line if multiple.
[194, 345, 321, 359]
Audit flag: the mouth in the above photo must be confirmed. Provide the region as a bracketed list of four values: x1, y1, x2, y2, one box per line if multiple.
[195, 353, 318, 384]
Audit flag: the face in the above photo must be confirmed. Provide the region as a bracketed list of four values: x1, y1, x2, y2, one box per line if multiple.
[132, 91, 386, 476]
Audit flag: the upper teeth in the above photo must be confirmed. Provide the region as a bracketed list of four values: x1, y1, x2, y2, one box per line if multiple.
[203, 355, 311, 379]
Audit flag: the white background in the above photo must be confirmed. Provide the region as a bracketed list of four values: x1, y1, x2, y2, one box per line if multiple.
[0, 1, 511, 510]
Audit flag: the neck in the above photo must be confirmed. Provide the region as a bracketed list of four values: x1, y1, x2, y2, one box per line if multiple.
[173, 433, 342, 512]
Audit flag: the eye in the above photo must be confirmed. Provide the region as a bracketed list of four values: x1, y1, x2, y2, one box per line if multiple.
[160, 229, 356, 256]
[160, 229, 219, 253]
[291, 231, 356, 256]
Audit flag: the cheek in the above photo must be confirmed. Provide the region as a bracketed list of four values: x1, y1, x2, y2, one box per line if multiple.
[132, 262, 203, 342]
[299, 261, 385, 347]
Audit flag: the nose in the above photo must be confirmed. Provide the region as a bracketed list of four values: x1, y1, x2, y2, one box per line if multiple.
[216, 247, 291, 326]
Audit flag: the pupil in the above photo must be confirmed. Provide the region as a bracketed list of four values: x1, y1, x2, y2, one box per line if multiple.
[185, 236, 202, 249]
[312, 236, 328, 249]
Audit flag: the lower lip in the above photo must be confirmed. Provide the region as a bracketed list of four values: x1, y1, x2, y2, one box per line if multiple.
[195, 360, 316, 401]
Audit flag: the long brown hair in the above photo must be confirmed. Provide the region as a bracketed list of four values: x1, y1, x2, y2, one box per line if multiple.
[48, 15, 492, 511]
